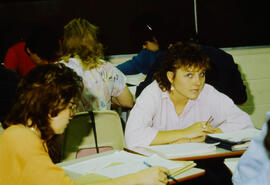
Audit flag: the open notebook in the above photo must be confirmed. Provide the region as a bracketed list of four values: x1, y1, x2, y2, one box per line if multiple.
[61, 151, 195, 183]
[129, 143, 217, 159]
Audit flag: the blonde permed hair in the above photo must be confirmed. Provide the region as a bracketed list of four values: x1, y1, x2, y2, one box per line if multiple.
[61, 18, 104, 70]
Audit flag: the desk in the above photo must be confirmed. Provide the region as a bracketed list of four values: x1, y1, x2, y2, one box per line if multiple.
[171, 148, 244, 161]
[57, 150, 205, 184]
[125, 146, 242, 185]
[125, 146, 244, 161]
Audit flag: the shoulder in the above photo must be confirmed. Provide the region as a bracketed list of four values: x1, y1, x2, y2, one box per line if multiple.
[199, 83, 233, 102]
[137, 81, 163, 100]
[60, 58, 80, 68]
[0, 125, 41, 148]
[98, 61, 124, 74]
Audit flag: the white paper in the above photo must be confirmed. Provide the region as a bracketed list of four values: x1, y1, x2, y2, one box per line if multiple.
[62, 151, 192, 178]
[126, 73, 146, 86]
[145, 143, 217, 159]
[208, 128, 261, 142]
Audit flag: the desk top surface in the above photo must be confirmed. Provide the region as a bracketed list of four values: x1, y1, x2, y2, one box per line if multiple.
[125, 146, 245, 161]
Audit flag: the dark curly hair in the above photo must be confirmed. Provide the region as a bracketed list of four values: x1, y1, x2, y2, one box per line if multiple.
[4, 63, 83, 142]
[154, 42, 210, 91]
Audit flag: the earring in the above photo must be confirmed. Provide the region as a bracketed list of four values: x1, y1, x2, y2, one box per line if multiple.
[171, 86, 175, 91]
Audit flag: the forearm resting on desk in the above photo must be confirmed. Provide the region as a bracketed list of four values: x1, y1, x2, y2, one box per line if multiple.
[150, 123, 223, 145]
[151, 129, 196, 145]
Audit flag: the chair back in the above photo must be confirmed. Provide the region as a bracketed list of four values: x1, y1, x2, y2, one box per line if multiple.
[62, 110, 125, 161]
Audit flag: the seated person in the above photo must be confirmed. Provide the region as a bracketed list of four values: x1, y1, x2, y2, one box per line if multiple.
[4, 25, 60, 77]
[0, 65, 19, 123]
[125, 42, 253, 148]
[117, 13, 166, 75]
[232, 117, 270, 185]
[0, 63, 168, 185]
[136, 43, 247, 105]
[60, 18, 133, 111]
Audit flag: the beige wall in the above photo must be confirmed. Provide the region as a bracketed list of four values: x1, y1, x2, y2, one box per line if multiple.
[224, 47, 270, 129]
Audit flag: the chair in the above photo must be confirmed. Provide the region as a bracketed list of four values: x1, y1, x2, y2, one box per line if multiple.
[62, 110, 125, 162]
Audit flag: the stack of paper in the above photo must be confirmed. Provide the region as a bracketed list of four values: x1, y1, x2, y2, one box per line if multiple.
[62, 151, 195, 181]
[142, 143, 217, 159]
[206, 128, 261, 151]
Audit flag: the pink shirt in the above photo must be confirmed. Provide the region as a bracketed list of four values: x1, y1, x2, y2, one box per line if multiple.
[125, 81, 254, 147]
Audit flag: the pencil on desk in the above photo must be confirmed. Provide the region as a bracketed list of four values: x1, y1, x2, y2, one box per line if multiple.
[143, 161, 178, 183]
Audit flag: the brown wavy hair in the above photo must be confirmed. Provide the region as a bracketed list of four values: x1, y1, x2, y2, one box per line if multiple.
[4, 63, 83, 142]
[60, 18, 104, 70]
[154, 42, 210, 91]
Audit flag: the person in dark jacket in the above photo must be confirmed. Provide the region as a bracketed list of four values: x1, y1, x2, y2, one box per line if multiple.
[117, 13, 167, 75]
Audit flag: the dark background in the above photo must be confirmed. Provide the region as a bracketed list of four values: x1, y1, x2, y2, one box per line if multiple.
[0, 0, 269, 61]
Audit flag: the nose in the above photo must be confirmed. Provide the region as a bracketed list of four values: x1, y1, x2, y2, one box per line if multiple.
[193, 75, 202, 86]
[69, 110, 75, 120]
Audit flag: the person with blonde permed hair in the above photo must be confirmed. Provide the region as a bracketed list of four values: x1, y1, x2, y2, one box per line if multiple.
[60, 18, 133, 111]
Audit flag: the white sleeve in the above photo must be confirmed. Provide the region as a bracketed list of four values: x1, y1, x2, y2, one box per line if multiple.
[217, 92, 254, 132]
[232, 124, 269, 185]
[204, 85, 254, 132]
[125, 86, 160, 148]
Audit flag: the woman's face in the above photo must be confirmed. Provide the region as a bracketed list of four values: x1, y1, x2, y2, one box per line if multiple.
[50, 102, 75, 134]
[167, 67, 206, 101]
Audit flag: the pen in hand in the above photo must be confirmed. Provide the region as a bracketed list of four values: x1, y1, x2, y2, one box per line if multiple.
[143, 161, 178, 183]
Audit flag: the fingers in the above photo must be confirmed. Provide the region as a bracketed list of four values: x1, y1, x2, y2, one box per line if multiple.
[159, 171, 168, 184]
[153, 166, 169, 185]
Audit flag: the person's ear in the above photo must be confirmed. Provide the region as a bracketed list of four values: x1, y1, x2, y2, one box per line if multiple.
[167, 71, 174, 84]
[25, 47, 31, 56]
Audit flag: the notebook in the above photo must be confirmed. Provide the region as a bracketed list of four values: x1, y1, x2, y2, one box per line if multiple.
[62, 150, 195, 183]
[130, 143, 217, 159]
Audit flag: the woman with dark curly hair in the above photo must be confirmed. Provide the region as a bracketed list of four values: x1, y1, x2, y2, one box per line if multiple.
[125, 42, 253, 148]
[0, 63, 168, 185]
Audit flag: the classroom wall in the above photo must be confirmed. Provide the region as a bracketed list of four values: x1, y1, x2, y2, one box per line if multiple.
[224, 46, 270, 129]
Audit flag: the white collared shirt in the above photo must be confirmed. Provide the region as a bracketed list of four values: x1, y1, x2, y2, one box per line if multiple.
[125, 81, 254, 147]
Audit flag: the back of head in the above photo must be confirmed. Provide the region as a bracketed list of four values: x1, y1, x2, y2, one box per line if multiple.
[4, 63, 83, 141]
[130, 13, 168, 50]
[61, 18, 103, 69]
[154, 41, 210, 91]
[25, 25, 60, 61]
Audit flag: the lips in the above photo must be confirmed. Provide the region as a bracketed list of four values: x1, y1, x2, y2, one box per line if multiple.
[191, 89, 199, 93]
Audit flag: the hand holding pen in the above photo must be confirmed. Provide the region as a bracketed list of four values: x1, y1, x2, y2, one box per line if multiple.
[203, 116, 225, 134]
[143, 161, 178, 183]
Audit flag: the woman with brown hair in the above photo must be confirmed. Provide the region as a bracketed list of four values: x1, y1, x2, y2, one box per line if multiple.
[0, 63, 168, 185]
[125, 42, 253, 148]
